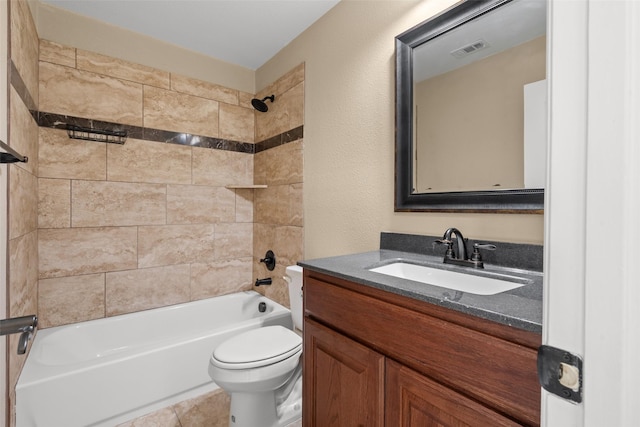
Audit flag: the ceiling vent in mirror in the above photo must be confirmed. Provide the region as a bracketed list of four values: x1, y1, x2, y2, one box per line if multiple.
[450, 39, 490, 58]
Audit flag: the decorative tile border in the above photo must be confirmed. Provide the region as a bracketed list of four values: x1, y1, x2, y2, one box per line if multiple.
[11, 58, 302, 154]
[38, 112, 302, 154]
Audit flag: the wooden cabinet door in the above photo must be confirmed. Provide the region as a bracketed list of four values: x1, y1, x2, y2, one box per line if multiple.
[303, 318, 384, 427]
[386, 359, 521, 427]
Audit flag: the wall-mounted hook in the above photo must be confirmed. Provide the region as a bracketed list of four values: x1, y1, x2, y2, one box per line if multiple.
[260, 250, 276, 271]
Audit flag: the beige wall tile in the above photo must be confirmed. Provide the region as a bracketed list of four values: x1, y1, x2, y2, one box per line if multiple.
[238, 91, 254, 109]
[274, 226, 304, 265]
[254, 184, 289, 225]
[39, 127, 107, 180]
[253, 150, 268, 185]
[39, 178, 71, 229]
[290, 183, 304, 227]
[256, 82, 304, 142]
[77, 49, 170, 89]
[39, 61, 143, 126]
[192, 148, 253, 186]
[8, 231, 38, 317]
[170, 73, 238, 104]
[143, 86, 219, 137]
[257, 63, 305, 101]
[173, 388, 230, 427]
[107, 138, 191, 184]
[10, 0, 39, 104]
[9, 87, 38, 176]
[106, 265, 191, 316]
[38, 274, 105, 328]
[214, 223, 253, 259]
[265, 140, 303, 185]
[39, 227, 138, 279]
[234, 189, 254, 223]
[190, 258, 252, 300]
[219, 103, 255, 143]
[116, 407, 181, 427]
[9, 165, 38, 240]
[138, 224, 216, 268]
[71, 180, 167, 227]
[39, 39, 76, 68]
[167, 185, 235, 224]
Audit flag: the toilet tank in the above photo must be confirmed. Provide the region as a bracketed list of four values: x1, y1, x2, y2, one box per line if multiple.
[285, 265, 304, 331]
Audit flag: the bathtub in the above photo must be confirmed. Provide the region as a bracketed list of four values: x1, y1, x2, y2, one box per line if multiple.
[16, 291, 293, 427]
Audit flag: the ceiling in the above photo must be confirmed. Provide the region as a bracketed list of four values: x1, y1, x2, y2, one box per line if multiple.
[41, 0, 341, 70]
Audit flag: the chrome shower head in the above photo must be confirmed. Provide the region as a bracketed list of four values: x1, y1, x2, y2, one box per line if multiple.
[251, 95, 275, 112]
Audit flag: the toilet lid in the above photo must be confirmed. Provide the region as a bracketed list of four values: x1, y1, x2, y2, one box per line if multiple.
[212, 325, 302, 370]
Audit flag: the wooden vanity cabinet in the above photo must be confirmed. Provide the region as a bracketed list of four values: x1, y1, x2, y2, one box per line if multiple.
[302, 269, 541, 427]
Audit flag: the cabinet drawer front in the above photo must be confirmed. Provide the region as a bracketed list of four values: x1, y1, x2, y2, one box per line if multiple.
[305, 276, 540, 426]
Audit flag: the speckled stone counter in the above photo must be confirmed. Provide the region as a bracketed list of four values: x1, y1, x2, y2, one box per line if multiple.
[299, 233, 543, 333]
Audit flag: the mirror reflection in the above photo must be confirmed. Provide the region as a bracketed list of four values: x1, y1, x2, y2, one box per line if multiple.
[412, 0, 547, 194]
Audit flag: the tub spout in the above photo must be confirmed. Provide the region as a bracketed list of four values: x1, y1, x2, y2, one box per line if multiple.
[255, 278, 272, 286]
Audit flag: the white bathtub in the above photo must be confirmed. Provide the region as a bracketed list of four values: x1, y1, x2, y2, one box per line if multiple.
[16, 291, 293, 427]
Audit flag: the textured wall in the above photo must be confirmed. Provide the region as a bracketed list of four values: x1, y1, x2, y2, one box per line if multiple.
[257, 0, 545, 260]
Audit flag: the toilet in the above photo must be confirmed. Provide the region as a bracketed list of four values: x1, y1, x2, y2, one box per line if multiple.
[209, 265, 304, 427]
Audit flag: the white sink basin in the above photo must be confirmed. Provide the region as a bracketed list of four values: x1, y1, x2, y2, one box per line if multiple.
[368, 262, 526, 296]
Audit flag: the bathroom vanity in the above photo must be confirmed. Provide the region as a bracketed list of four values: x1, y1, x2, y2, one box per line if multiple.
[299, 233, 542, 426]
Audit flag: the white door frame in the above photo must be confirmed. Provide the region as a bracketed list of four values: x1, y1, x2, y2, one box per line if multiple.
[543, 0, 640, 425]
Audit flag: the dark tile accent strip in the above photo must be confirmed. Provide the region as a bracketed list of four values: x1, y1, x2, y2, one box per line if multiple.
[255, 125, 304, 153]
[9, 60, 38, 119]
[37, 112, 303, 154]
[380, 232, 543, 272]
[37, 112, 254, 153]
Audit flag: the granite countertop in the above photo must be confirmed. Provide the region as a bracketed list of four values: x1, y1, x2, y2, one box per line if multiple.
[299, 249, 543, 333]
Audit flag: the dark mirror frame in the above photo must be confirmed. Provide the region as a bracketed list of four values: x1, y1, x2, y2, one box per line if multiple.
[395, 0, 544, 213]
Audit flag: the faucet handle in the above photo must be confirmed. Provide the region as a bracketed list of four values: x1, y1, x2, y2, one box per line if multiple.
[434, 239, 455, 259]
[473, 243, 496, 251]
[470, 243, 496, 266]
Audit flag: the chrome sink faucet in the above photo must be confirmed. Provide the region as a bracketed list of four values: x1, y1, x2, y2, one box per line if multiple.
[435, 227, 496, 269]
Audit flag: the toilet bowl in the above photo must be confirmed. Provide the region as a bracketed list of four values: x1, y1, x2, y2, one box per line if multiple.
[209, 265, 304, 427]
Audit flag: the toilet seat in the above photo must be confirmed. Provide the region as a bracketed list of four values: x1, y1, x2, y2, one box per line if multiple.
[211, 325, 302, 370]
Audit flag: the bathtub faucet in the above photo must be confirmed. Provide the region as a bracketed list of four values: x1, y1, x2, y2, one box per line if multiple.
[0, 314, 37, 355]
[255, 278, 272, 286]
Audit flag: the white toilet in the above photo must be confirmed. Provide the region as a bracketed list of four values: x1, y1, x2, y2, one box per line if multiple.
[209, 265, 304, 427]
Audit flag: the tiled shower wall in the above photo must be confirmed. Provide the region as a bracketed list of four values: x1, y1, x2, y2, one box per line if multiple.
[36, 40, 305, 327]
[7, 0, 40, 422]
[253, 64, 304, 306]
[37, 40, 259, 327]
[6, 4, 304, 422]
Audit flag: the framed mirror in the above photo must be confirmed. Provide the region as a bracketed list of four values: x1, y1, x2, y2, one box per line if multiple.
[395, 0, 546, 212]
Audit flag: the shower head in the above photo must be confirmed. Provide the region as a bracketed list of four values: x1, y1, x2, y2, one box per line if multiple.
[251, 95, 275, 112]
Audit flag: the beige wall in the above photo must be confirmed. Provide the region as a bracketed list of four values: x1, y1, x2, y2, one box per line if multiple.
[258, 0, 544, 259]
[415, 36, 546, 192]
